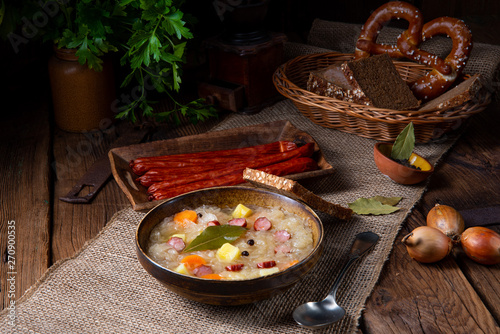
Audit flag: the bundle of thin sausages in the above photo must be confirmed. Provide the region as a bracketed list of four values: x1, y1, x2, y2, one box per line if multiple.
[129, 141, 319, 201]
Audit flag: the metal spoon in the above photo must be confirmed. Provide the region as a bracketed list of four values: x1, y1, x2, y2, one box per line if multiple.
[293, 231, 380, 329]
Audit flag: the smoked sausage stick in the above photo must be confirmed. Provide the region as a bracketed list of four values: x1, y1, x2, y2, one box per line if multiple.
[148, 156, 318, 201]
[130, 141, 297, 175]
[146, 143, 315, 194]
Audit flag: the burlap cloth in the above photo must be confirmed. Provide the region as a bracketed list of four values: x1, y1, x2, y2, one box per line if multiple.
[2, 21, 499, 334]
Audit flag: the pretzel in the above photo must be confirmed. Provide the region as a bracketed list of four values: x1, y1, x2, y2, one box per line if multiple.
[410, 17, 473, 101]
[355, 3, 473, 102]
[355, 2, 452, 75]
[355, 1, 423, 60]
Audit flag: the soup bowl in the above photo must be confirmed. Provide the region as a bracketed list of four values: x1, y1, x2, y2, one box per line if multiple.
[136, 186, 323, 306]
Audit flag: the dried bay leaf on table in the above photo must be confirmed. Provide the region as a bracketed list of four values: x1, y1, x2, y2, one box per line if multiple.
[369, 196, 402, 206]
[348, 197, 401, 215]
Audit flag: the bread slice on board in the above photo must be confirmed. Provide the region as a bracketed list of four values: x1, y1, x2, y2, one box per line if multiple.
[243, 168, 353, 221]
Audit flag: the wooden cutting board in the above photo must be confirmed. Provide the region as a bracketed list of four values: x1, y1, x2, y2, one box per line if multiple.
[109, 120, 336, 211]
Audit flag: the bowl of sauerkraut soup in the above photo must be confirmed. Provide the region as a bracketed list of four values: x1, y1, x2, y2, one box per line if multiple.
[136, 186, 323, 305]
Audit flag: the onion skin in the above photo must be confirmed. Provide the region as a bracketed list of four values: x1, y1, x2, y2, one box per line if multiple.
[460, 227, 500, 265]
[402, 226, 453, 263]
[426, 204, 464, 241]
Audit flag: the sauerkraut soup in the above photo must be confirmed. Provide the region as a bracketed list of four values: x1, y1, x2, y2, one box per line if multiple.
[147, 203, 314, 280]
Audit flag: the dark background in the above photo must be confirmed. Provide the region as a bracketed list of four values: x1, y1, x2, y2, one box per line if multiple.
[1, 0, 499, 119]
[182, 0, 500, 44]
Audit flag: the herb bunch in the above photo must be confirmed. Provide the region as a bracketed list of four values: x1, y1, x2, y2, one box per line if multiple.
[51, 0, 124, 72]
[117, 0, 216, 124]
[1, 0, 216, 124]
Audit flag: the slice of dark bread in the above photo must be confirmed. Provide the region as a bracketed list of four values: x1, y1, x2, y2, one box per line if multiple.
[345, 53, 420, 110]
[243, 168, 353, 221]
[307, 53, 420, 110]
[418, 74, 482, 111]
[307, 64, 372, 105]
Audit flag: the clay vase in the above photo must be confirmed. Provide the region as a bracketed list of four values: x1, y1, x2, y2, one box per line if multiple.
[48, 47, 116, 132]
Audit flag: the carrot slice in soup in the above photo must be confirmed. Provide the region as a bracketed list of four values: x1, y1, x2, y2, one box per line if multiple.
[201, 274, 223, 280]
[180, 254, 206, 271]
[174, 210, 198, 227]
[282, 260, 299, 270]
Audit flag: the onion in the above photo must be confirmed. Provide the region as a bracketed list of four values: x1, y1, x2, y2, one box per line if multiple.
[460, 226, 500, 265]
[426, 204, 464, 241]
[402, 226, 453, 263]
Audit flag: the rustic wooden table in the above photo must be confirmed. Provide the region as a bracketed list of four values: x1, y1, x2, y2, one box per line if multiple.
[1, 87, 499, 333]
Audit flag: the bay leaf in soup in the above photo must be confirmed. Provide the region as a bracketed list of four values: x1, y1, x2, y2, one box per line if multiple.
[183, 225, 247, 253]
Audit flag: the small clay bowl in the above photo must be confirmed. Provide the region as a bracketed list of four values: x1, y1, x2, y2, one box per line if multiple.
[373, 143, 434, 185]
[136, 186, 323, 306]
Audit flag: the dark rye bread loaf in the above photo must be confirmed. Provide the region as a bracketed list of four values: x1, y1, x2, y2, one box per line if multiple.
[307, 53, 420, 110]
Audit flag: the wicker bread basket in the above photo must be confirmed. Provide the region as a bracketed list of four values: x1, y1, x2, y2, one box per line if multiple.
[273, 52, 491, 143]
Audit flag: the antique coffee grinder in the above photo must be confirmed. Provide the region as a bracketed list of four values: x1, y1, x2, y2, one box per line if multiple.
[198, 0, 286, 114]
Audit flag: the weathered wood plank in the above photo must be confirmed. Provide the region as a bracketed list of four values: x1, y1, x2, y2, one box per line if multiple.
[363, 215, 499, 333]
[421, 104, 500, 325]
[0, 102, 51, 311]
[51, 122, 131, 263]
[446, 104, 500, 322]
[361, 103, 500, 332]
[455, 240, 500, 317]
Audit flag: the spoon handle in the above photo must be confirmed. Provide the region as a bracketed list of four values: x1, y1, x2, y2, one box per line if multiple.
[327, 231, 379, 299]
[327, 256, 358, 300]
